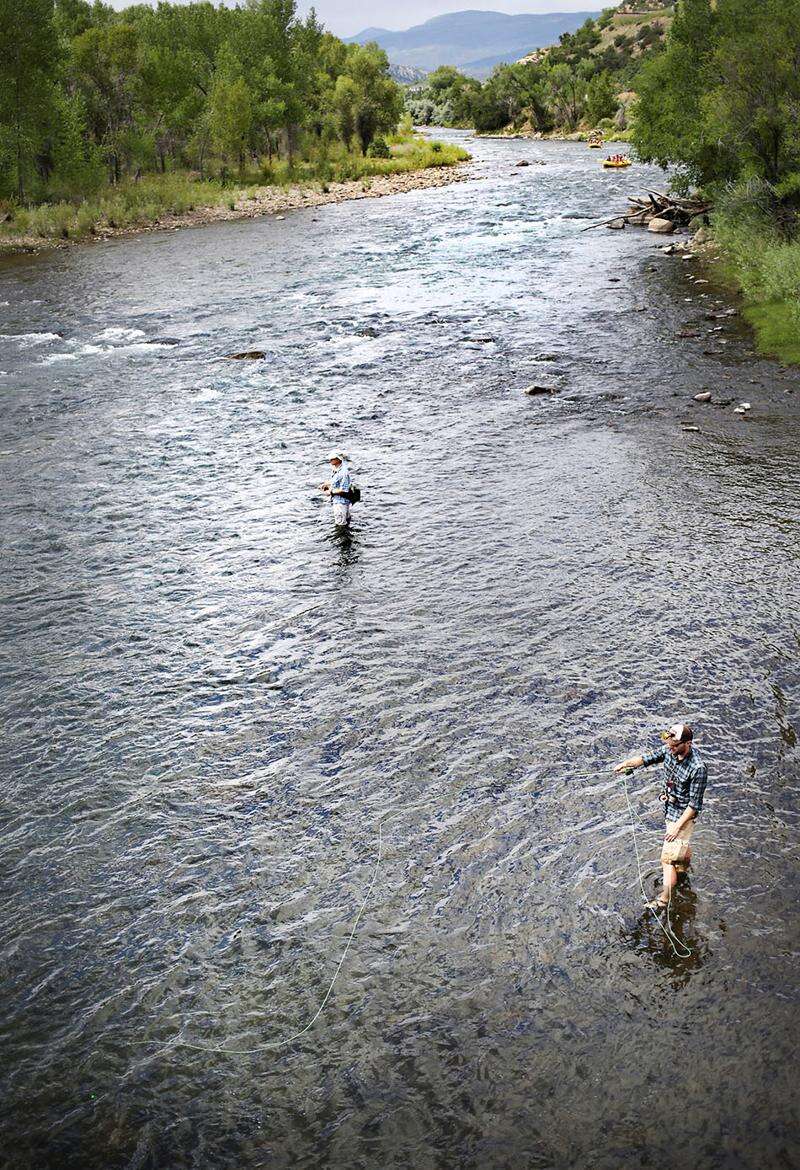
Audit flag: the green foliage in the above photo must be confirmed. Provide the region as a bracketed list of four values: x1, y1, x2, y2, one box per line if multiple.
[366, 134, 390, 158]
[634, 0, 800, 190]
[0, 0, 409, 207]
[404, 7, 670, 136]
[0, 135, 469, 242]
[585, 72, 618, 126]
[0, 0, 62, 200]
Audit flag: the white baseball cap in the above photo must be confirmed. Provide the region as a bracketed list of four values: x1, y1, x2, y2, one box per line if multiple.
[660, 723, 693, 744]
[327, 449, 347, 462]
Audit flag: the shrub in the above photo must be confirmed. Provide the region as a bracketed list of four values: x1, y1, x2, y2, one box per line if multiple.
[367, 136, 391, 158]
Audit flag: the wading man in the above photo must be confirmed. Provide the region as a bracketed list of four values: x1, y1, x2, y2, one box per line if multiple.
[615, 723, 708, 911]
[320, 450, 352, 527]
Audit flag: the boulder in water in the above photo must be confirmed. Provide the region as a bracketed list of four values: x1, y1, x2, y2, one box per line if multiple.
[648, 217, 676, 234]
[226, 351, 266, 360]
[693, 391, 712, 402]
[524, 384, 559, 395]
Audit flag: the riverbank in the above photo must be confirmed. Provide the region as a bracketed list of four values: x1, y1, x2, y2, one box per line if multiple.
[707, 217, 800, 366]
[0, 152, 471, 257]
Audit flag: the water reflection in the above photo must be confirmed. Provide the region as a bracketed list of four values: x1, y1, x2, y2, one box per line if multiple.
[627, 878, 710, 988]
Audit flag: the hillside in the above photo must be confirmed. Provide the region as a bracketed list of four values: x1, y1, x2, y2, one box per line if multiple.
[519, 3, 674, 68]
[346, 10, 600, 79]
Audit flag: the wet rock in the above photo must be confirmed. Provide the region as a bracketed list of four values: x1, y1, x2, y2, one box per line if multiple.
[226, 350, 266, 360]
[524, 385, 559, 395]
[678, 329, 701, 339]
[648, 217, 675, 234]
[607, 218, 627, 230]
[693, 391, 712, 402]
[682, 425, 701, 433]
[714, 397, 734, 407]
[357, 326, 380, 337]
[515, 159, 531, 167]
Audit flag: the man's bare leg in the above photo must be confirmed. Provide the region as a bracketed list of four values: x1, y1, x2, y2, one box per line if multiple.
[660, 862, 678, 905]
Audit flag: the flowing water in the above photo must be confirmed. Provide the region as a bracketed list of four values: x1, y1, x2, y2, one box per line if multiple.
[1, 134, 799, 1170]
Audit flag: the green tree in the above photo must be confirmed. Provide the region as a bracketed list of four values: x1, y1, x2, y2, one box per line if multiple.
[585, 71, 617, 125]
[70, 20, 141, 182]
[0, 0, 61, 200]
[341, 42, 402, 154]
[207, 45, 252, 173]
[704, 0, 800, 186]
[632, 0, 726, 187]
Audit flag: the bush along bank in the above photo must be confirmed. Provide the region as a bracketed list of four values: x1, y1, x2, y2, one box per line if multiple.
[707, 183, 800, 365]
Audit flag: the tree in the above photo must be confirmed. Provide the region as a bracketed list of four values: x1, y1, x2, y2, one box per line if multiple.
[585, 71, 617, 125]
[341, 42, 402, 154]
[0, 0, 61, 201]
[547, 62, 586, 130]
[634, 0, 800, 192]
[207, 45, 252, 173]
[70, 21, 141, 182]
[705, 0, 800, 186]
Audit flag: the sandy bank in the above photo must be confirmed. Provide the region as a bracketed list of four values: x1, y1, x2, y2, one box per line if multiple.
[0, 163, 473, 256]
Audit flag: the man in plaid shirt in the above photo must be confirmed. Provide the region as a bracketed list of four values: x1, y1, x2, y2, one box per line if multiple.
[615, 723, 708, 911]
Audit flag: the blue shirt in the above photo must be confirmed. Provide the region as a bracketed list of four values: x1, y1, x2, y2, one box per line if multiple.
[642, 745, 708, 821]
[330, 464, 351, 503]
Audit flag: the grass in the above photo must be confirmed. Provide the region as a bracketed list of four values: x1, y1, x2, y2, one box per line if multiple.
[711, 203, 800, 365]
[0, 134, 469, 246]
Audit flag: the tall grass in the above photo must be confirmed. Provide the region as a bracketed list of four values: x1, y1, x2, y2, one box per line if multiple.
[711, 184, 800, 364]
[1, 134, 470, 245]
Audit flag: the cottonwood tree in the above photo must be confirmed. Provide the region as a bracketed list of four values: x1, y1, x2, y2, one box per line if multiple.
[0, 0, 61, 200]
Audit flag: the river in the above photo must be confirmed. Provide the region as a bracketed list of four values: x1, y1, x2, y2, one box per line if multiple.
[1, 132, 799, 1170]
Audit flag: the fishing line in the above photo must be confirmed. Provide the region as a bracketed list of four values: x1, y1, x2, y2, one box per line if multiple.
[621, 771, 692, 959]
[178, 818, 383, 1056]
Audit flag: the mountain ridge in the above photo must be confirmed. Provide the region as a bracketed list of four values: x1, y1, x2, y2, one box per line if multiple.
[346, 9, 601, 78]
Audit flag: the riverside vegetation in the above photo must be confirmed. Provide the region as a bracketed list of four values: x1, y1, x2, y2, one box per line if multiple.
[0, 0, 467, 247]
[633, 0, 800, 364]
[409, 0, 799, 364]
[406, 3, 673, 138]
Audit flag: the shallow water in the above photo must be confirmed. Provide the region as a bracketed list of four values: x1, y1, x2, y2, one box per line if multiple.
[1, 134, 799, 1170]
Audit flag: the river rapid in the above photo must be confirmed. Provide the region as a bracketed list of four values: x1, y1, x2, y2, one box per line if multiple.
[1, 133, 799, 1170]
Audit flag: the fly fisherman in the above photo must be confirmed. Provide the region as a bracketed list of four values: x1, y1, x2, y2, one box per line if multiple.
[614, 723, 708, 912]
[320, 450, 352, 527]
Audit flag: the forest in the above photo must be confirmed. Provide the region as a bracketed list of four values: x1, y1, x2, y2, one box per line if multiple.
[0, 0, 457, 213]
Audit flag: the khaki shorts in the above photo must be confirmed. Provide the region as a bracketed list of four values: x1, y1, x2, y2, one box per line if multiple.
[660, 819, 694, 871]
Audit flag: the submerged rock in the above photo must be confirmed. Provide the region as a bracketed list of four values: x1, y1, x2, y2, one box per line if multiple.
[226, 350, 266, 360]
[524, 384, 559, 395]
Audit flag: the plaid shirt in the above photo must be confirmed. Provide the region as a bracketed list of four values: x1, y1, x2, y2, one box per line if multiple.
[642, 745, 708, 821]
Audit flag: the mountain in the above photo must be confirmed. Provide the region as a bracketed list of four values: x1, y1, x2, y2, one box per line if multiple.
[346, 9, 601, 79]
[389, 63, 429, 85]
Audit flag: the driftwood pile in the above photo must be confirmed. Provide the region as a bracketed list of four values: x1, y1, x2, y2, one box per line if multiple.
[584, 190, 712, 232]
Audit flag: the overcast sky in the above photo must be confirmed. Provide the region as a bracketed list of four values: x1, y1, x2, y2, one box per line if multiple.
[298, 2, 599, 36]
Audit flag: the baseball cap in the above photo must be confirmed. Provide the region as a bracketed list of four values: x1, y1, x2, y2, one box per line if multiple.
[660, 723, 693, 744]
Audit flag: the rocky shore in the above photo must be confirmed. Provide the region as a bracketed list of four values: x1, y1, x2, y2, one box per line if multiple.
[0, 163, 472, 256]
